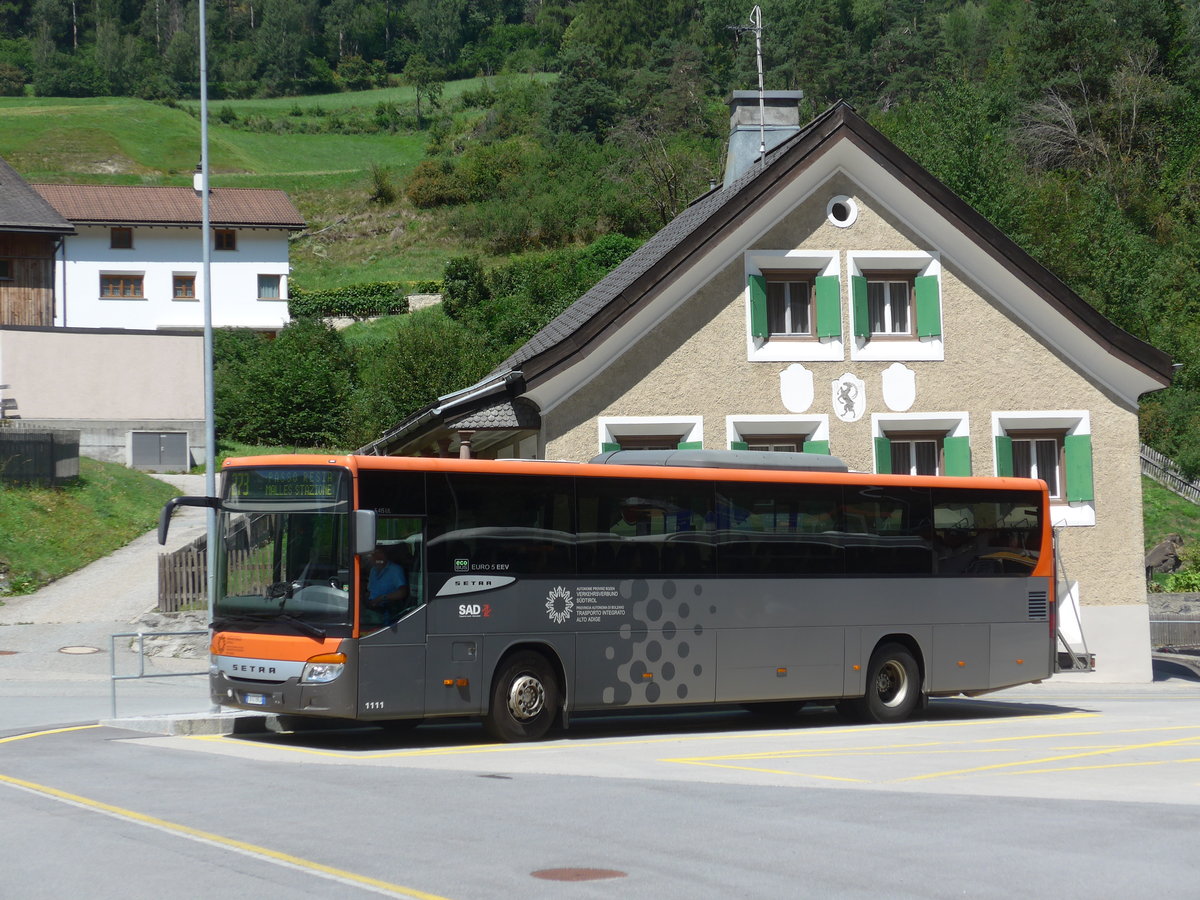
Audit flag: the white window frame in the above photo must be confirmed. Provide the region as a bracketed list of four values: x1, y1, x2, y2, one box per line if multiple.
[745, 250, 843, 363]
[726, 414, 830, 453]
[872, 412, 969, 474]
[992, 411, 1094, 527]
[257, 273, 284, 301]
[848, 251, 943, 362]
[598, 416, 703, 452]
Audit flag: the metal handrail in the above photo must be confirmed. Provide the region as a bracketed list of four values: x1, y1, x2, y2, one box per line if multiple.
[109, 630, 209, 719]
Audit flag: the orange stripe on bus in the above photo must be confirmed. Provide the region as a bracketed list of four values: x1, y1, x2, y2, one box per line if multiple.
[210, 632, 343, 661]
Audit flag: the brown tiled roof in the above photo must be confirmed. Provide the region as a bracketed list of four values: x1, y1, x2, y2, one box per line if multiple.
[0, 157, 74, 234]
[31, 183, 306, 229]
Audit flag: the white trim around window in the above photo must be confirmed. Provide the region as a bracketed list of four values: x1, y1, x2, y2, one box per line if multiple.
[744, 250, 843, 363]
[992, 411, 1094, 527]
[726, 414, 831, 454]
[848, 251, 943, 362]
[598, 416, 703, 452]
[872, 412, 970, 475]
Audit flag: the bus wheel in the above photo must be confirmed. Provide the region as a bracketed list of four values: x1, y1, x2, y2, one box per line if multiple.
[858, 643, 920, 723]
[486, 651, 559, 742]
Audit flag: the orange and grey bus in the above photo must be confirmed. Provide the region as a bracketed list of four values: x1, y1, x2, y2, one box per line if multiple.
[159, 449, 1055, 741]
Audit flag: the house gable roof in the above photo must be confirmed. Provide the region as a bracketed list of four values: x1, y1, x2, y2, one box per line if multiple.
[31, 183, 306, 230]
[363, 101, 1173, 455]
[0, 156, 74, 235]
[508, 102, 1172, 398]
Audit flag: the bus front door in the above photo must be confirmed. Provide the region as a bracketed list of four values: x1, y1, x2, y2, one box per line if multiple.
[357, 517, 427, 721]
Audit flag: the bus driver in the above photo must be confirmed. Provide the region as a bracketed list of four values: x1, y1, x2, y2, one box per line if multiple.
[363, 545, 409, 624]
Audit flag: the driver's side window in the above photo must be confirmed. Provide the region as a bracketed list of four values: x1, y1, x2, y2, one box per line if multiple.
[364, 517, 424, 620]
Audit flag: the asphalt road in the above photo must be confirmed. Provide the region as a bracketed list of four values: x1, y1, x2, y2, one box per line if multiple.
[2, 681, 1199, 899]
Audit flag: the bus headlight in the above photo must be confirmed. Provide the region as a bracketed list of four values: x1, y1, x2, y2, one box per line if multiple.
[301, 652, 346, 684]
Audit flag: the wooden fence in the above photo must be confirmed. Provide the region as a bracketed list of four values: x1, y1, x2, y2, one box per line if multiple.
[158, 538, 272, 612]
[1141, 444, 1200, 504]
[1150, 615, 1200, 650]
[158, 514, 276, 612]
[0, 427, 80, 486]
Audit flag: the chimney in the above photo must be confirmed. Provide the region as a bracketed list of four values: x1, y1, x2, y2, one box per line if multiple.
[723, 90, 804, 188]
[193, 162, 204, 194]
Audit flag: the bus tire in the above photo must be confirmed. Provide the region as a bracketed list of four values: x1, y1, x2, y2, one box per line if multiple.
[486, 651, 559, 742]
[856, 643, 920, 723]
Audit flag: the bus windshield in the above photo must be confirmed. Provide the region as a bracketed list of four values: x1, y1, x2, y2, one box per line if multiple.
[216, 468, 353, 636]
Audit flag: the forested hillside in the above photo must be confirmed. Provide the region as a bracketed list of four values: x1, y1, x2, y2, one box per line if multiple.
[2, 1, 1199, 471]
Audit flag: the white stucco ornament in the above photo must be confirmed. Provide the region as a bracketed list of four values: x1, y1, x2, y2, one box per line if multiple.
[779, 364, 814, 413]
[832, 373, 866, 422]
[881, 362, 916, 412]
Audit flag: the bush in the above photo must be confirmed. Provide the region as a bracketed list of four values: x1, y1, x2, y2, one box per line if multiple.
[216, 320, 355, 447]
[582, 232, 641, 269]
[404, 158, 468, 208]
[368, 163, 397, 204]
[288, 282, 409, 319]
[347, 310, 498, 447]
[441, 256, 489, 320]
[0, 62, 27, 96]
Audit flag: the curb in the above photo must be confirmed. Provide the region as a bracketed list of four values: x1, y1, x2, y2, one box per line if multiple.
[101, 711, 273, 736]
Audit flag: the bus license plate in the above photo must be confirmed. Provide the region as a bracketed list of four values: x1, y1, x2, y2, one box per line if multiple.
[243, 693, 266, 706]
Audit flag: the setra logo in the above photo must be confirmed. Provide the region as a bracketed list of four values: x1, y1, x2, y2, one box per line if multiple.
[544, 586, 573, 624]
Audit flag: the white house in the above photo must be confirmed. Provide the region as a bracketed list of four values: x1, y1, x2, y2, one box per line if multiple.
[32, 180, 305, 331]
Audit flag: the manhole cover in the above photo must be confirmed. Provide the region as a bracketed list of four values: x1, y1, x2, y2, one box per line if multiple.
[59, 646, 101, 655]
[531, 869, 626, 882]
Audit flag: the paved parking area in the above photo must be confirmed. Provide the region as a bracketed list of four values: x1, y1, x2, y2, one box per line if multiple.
[136, 680, 1200, 806]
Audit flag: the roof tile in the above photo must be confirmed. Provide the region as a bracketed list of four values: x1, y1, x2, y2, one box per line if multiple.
[0, 157, 74, 233]
[31, 183, 305, 229]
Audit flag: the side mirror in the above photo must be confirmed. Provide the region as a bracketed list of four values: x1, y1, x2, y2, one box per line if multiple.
[353, 509, 377, 556]
[158, 495, 220, 544]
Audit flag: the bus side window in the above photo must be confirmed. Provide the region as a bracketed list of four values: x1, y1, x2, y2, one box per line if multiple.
[931, 489, 1042, 576]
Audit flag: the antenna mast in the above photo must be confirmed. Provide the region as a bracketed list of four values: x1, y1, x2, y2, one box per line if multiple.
[729, 6, 767, 168]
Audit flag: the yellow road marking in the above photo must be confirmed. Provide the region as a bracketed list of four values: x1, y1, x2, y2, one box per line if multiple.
[660, 724, 1200, 783]
[0, 725, 101, 745]
[901, 733, 1200, 782]
[0, 772, 454, 899]
[186, 711, 1100, 761]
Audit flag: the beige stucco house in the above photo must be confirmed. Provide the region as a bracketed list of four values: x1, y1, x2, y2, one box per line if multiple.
[362, 100, 1174, 682]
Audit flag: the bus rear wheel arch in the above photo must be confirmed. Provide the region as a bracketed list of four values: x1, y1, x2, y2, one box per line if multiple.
[843, 641, 922, 724]
[485, 649, 561, 742]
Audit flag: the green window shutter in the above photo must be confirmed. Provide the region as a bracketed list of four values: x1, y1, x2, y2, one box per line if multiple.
[914, 275, 941, 338]
[730, 441, 749, 451]
[1064, 434, 1095, 502]
[852, 275, 869, 338]
[677, 441, 703, 450]
[994, 435, 1013, 477]
[601, 442, 621, 452]
[749, 275, 768, 339]
[942, 436, 971, 476]
[803, 440, 830, 455]
[874, 436, 892, 474]
[814, 276, 841, 339]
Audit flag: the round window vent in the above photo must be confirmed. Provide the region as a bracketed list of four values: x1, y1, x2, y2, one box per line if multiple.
[827, 195, 858, 228]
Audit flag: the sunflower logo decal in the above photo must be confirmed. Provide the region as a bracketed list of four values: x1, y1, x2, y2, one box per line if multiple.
[545, 586, 573, 624]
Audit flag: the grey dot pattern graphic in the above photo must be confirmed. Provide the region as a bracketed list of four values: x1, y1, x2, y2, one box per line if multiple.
[600, 578, 712, 707]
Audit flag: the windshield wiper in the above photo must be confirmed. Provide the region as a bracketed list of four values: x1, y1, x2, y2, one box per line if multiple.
[278, 613, 326, 640]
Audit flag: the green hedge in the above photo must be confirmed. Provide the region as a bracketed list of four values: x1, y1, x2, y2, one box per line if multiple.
[288, 282, 415, 319]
